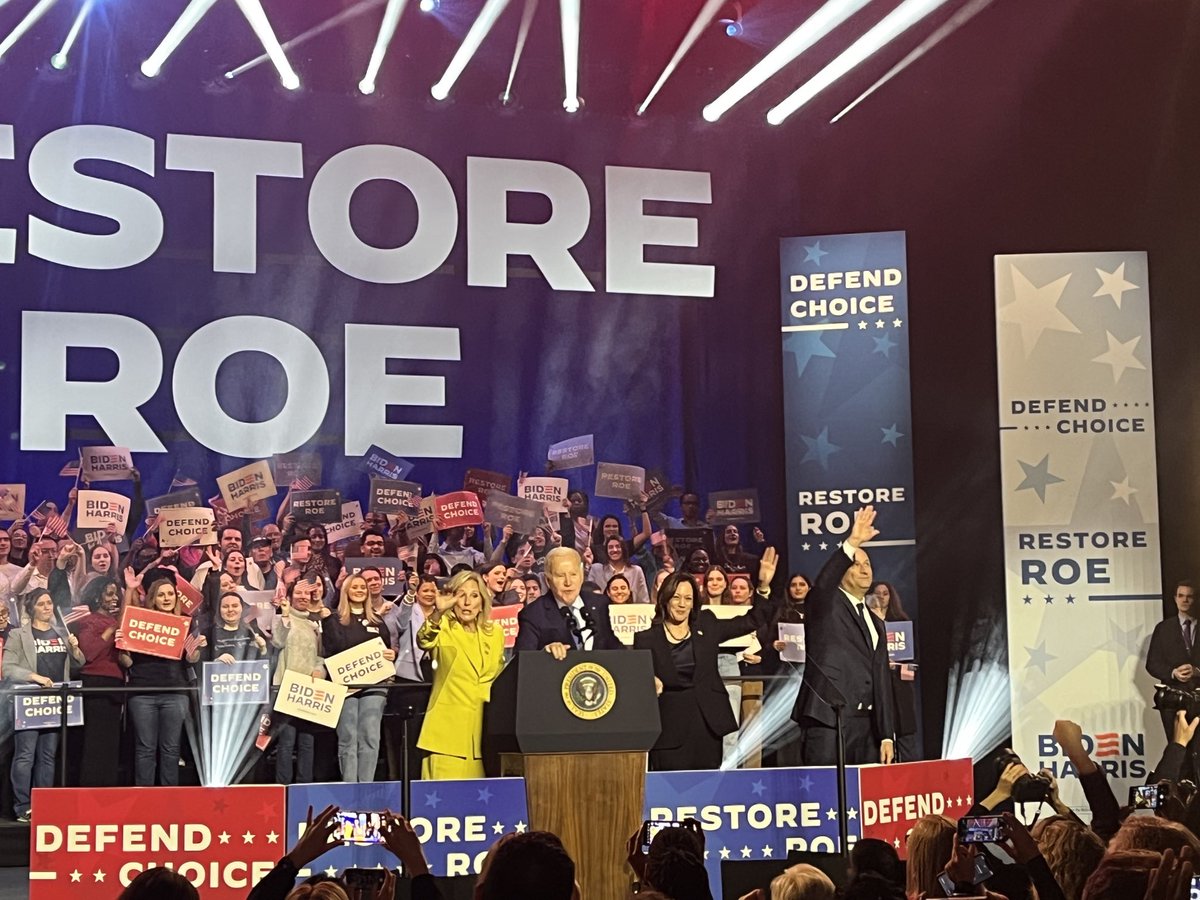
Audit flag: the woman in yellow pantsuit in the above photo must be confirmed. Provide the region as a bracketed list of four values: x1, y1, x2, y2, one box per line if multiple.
[417, 569, 506, 779]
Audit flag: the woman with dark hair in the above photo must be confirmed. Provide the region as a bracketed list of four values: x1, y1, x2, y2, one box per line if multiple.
[590, 509, 652, 558]
[714, 524, 758, 572]
[120, 576, 204, 785]
[420, 553, 449, 578]
[74, 576, 125, 785]
[588, 536, 650, 604]
[118, 867, 200, 900]
[4, 588, 84, 820]
[683, 547, 710, 576]
[306, 524, 343, 584]
[868, 579, 918, 762]
[8, 525, 30, 567]
[632, 556, 778, 771]
[207, 591, 267, 664]
[605, 573, 632, 604]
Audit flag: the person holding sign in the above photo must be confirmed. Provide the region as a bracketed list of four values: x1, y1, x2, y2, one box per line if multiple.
[417, 570, 505, 779]
[791, 506, 896, 766]
[3, 588, 84, 821]
[272, 578, 330, 784]
[867, 579, 918, 763]
[632, 564, 777, 771]
[322, 574, 396, 782]
[206, 592, 267, 663]
[119, 577, 204, 785]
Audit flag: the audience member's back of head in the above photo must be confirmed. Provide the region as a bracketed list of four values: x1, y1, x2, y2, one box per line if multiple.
[648, 823, 705, 860]
[1034, 817, 1106, 900]
[849, 838, 901, 884]
[479, 831, 576, 900]
[1108, 814, 1200, 856]
[840, 872, 905, 900]
[905, 815, 955, 900]
[985, 861, 1032, 900]
[1080, 849, 1161, 900]
[769, 863, 835, 900]
[118, 868, 200, 900]
[644, 846, 713, 900]
[286, 884, 350, 900]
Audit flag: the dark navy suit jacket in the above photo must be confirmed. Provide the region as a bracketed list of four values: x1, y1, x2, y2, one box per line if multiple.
[513, 590, 625, 651]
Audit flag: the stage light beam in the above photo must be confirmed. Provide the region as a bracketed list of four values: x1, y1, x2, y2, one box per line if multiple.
[359, 0, 409, 96]
[233, 0, 301, 89]
[140, 0, 219, 78]
[767, 0, 954, 125]
[430, 0, 513, 100]
[637, 0, 726, 117]
[501, 0, 538, 105]
[226, 0, 384, 81]
[701, 0, 870, 123]
[559, 0, 580, 113]
[419, 0, 438, 10]
[942, 620, 1011, 761]
[0, 0, 60, 62]
[50, 0, 93, 70]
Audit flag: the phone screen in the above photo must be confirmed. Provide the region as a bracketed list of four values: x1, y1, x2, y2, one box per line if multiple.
[957, 815, 1006, 844]
[338, 811, 385, 844]
[1130, 784, 1167, 811]
[642, 820, 684, 853]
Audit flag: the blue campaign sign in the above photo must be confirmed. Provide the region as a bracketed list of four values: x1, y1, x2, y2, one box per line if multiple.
[13, 682, 83, 730]
[361, 447, 415, 482]
[202, 660, 271, 706]
[645, 767, 862, 895]
[286, 778, 527, 878]
[886, 621, 915, 662]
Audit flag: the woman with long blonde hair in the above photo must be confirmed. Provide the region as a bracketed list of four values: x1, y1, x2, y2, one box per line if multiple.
[322, 573, 397, 782]
[417, 570, 505, 779]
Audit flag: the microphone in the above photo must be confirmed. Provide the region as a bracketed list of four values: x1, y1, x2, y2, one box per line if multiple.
[560, 604, 583, 646]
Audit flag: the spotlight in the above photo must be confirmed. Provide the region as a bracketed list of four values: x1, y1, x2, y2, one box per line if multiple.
[49, 0, 94, 71]
[50, 52, 67, 69]
[359, 78, 376, 95]
[430, 81, 450, 100]
[419, 0, 439, 10]
[636, 0, 725, 116]
[563, 96, 580, 113]
[723, 20, 743, 37]
[559, 0, 580, 117]
[429, 0, 513, 101]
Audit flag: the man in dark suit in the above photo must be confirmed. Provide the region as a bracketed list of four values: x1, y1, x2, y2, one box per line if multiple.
[514, 547, 624, 658]
[1146, 581, 1200, 741]
[792, 505, 896, 765]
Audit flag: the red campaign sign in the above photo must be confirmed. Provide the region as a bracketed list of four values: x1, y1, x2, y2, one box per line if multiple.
[857, 759, 975, 857]
[114, 606, 189, 659]
[29, 785, 287, 899]
[491, 604, 521, 648]
[433, 491, 485, 528]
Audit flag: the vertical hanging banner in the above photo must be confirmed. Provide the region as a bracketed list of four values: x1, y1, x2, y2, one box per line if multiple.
[995, 251, 1161, 810]
[779, 231, 919, 621]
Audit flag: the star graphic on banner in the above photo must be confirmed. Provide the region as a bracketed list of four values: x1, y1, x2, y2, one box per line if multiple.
[425, 791, 442, 809]
[741, 846, 753, 858]
[858, 320, 869, 330]
[803, 242, 829, 264]
[243, 831, 255, 844]
[720, 847, 731, 860]
[1093, 332, 1146, 383]
[1108, 619, 1144, 660]
[751, 780, 766, 796]
[881, 424, 903, 446]
[893, 838, 901, 849]
[704, 851, 710, 860]
[477, 787, 494, 804]
[515, 821, 527, 833]
[954, 796, 963, 807]
[1110, 476, 1138, 504]
[1094, 262, 1138, 308]
[826, 808, 838, 821]
[999, 266, 1078, 357]
[1015, 454, 1065, 502]
[94, 870, 106, 883]
[801, 427, 840, 469]
[70, 871, 82, 883]
[1026, 641, 1056, 674]
[212, 798, 229, 814]
[966, 794, 972, 805]
[798, 775, 814, 791]
[1023, 596, 1032, 605]
[219, 832, 231, 845]
[785, 332, 836, 378]
[872, 333, 897, 357]
[267, 832, 279, 844]
[492, 822, 505, 835]
[325, 867, 338, 878]
[1044, 595, 1053, 604]
[762, 845, 774, 858]
[875, 319, 885, 329]
[847, 808, 858, 820]
[802, 543, 811, 551]
[1066, 595, 1075, 604]
[893, 318, 903, 328]
[819, 542, 828, 551]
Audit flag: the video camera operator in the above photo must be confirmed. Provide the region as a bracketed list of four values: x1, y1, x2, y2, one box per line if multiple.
[1147, 581, 1200, 771]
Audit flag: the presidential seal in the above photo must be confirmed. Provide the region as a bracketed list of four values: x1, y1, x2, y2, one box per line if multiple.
[561, 662, 617, 720]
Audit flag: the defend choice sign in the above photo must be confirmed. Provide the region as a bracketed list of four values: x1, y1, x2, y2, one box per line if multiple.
[14, 682, 84, 730]
[158, 507, 217, 548]
[77, 490, 131, 531]
[115, 606, 188, 659]
[595, 463, 646, 500]
[324, 637, 392, 687]
[434, 491, 485, 529]
[482, 492, 542, 534]
[274, 671, 347, 728]
[202, 660, 271, 706]
[217, 461, 277, 512]
[369, 478, 421, 515]
[80, 446, 134, 481]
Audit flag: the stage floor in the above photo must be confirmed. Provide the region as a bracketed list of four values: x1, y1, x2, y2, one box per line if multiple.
[0, 867, 26, 900]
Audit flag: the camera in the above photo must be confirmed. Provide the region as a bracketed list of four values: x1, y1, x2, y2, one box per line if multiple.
[996, 750, 1053, 803]
[1154, 684, 1200, 719]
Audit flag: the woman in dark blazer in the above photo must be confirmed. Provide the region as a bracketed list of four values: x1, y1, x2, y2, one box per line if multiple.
[868, 579, 918, 761]
[632, 558, 777, 771]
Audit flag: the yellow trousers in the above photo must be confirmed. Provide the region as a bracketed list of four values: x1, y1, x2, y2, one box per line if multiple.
[422, 753, 485, 780]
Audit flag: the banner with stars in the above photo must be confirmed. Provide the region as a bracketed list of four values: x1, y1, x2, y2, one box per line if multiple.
[285, 778, 529, 879]
[779, 232, 919, 643]
[995, 251, 1162, 812]
[29, 785, 287, 899]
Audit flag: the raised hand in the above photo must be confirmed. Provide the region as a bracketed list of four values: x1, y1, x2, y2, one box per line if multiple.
[380, 812, 429, 877]
[846, 506, 879, 549]
[757, 546, 778, 589]
[434, 589, 457, 614]
[285, 804, 344, 869]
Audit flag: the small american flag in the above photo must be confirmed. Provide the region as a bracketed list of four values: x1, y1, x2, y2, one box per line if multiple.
[29, 501, 53, 525]
[290, 476, 315, 492]
[42, 512, 69, 538]
[182, 630, 203, 657]
[59, 460, 81, 478]
[61, 605, 90, 626]
[170, 473, 198, 490]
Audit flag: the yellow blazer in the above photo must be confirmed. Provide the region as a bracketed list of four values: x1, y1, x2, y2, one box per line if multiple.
[416, 612, 506, 760]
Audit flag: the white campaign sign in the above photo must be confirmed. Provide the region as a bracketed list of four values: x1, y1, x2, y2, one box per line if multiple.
[995, 250, 1162, 813]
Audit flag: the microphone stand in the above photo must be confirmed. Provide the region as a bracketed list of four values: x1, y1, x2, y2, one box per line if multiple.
[800, 655, 851, 859]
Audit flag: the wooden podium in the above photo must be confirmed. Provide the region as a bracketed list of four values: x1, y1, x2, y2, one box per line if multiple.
[487, 650, 661, 900]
